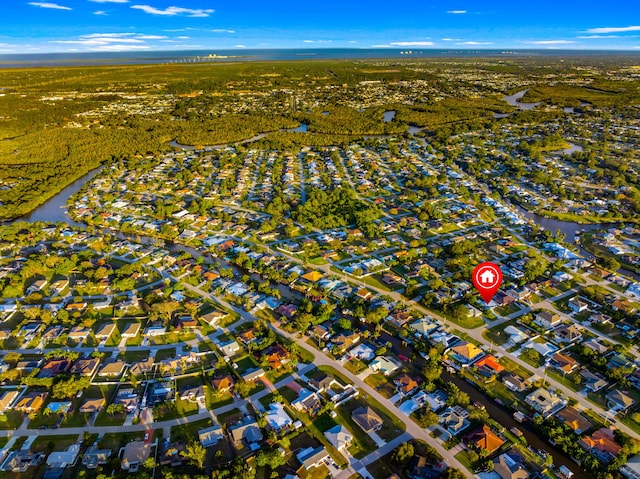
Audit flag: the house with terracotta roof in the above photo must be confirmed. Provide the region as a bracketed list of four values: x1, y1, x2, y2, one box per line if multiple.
[473, 354, 505, 377]
[394, 374, 419, 395]
[38, 358, 72, 378]
[578, 428, 622, 463]
[465, 424, 506, 454]
[556, 406, 592, 434]
[448, 341, 484, 365]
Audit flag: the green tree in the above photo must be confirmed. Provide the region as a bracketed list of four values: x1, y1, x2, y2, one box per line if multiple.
[183, 441, 206, 469]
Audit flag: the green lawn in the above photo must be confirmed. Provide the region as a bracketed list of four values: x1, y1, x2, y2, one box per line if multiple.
[155, 347, 177, 361]
[344, 358, 368, 375]
[0, 411, 24, 430]
[171, 417, 213, 443]
[454, 449, 476, 473]
[153, 398, 199, 421]
[497, 356, 534, 379]
[31, 434, 78, 454]
[364, 373, 396, 399]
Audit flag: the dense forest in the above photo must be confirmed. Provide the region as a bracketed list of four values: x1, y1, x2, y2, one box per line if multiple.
[0, 57, 638, 220]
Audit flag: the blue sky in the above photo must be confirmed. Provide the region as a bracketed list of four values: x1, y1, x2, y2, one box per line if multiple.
[1, 0, 640, 53]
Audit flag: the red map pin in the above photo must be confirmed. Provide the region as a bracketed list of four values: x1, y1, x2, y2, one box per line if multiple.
[472, 262, 503, 304]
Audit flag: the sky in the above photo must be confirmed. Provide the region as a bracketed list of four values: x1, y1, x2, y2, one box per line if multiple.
[1, 0, 640, 54]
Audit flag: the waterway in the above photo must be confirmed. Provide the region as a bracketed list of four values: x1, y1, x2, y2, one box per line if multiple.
[503, 90, 540, 110]
[383, 110, 397, 123]
[442, 371, 589, 479]
[5, 167, 103, 227]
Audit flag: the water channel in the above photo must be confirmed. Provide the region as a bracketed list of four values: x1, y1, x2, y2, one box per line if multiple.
[3, 127, 614, 479]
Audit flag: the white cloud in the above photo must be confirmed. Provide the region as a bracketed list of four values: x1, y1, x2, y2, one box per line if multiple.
[447, 10, 466, 14]
[93, 10, 107, 15]
[302, 39, 333, 44]
[455, 41, 493, 45]
[211, 29, 235, 33]
[234, 44, 246, 48]
[586, 25, 640, 34]
[177, 36, 190, 39]
[89, 0, 129, 3]
[523, 40, 574, 45]
[137, 35, 166, 39]
[94, 44, 150, 51]
[577, 35, 619, 39]
[389, 41, 434, 46]
[131, 5, 214, 17]
[28, 2, 72, 10]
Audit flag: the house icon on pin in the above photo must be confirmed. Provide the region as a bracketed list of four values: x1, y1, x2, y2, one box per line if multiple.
[480, 269, 495, 285]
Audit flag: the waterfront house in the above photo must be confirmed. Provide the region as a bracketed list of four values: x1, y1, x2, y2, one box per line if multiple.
[465, 424, 505, 454]
[525, 388, 566, 417]
[578, 428, 622, 463]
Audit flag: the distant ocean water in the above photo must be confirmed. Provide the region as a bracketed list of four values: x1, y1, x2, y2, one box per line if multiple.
[0, 48, 638, 68]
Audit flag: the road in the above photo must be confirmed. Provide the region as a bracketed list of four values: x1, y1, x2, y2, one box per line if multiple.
[178, 279, 474, 477]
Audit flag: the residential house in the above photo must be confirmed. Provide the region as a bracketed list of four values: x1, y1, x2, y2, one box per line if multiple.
[556, 406, 593, 435]
[219, 340, 241, 357]
[493, 452, 529, 479]
[554, 325, 582, 344]
[0, 390, 19, 414]
[13, 391, 47, 414]
[121, 322, 141, 338]
[212, 375, 235, 393]
[351, 406, 383, 433]
[331, 331, 361, 353]
[121, 441, 152, 472]
[38, 359, 72, 378]
[324, 425, 353, 452]
[503, 375, 529, 393]
[230, 417, 263, 446]
[548, 352, 579, 374]
[265, 402, 293, 431]
[473, 354, 505, 377]
[199, 423, 224, 447]
[606, 389, 635, 412]
[448, 341, 484, 365]
[621, 455, 640, 479]
[94, 323, 115, 341]
[369, 356, 401, 376]
[291, 389, 321, 414]
[534, 311, 561, 329]
[465, 425, 506, 454]
[439, 406, 471, 435]
[525, 388, 566, 417]
[568, 298, 589, 313]
[201, 310, 228, 326]
[46, 444, 81, 469]
[68, 326, 91, 342]
[578, 428, 622, 463]
[296, 447, 329, 471]
[241, 367, 265, 382]
[83, 445, 111, 469]
[180, 386, 206, 402]
[129, 357, 155, 376]
[79, 398, 105, 414]
[82, 445, 112, 469]
[70, 358, 100, 377]
[98, 360, 126, 378]
[308, 373, 333, 393]
[580, 370, 609, 393]
[394, 374, 419, 395]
